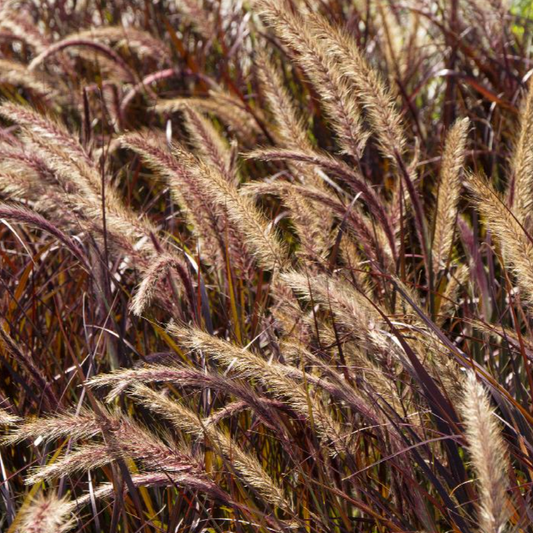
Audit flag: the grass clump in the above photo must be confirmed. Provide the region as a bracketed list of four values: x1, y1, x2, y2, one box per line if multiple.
[0, 1, 532, 532]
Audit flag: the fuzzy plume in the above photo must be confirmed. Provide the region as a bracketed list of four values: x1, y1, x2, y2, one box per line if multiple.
[16, 493, 74, 533]
[303, 11, 406, 160]
[119, 132, 222, 260]
[0, 407, 20, 425]
[128, 383, 292, 511]
[156, 93, 262, 140]
[130, 254, 190, 316]
[180, 104, 235, 183]
[255, 50, 313, 152]
[0, 59, 55, 99]
[72, 26, 171, 62]
[460, 373, 509, 533]
[467, 172, 533, 306]
[167, 323, 368, 450]
[3, 407, 104, 445]
[256, 0, 369, 158]
[432, 118, 469, 271]
[510, 80, 533, 227]
[182, 148, 289, 270]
